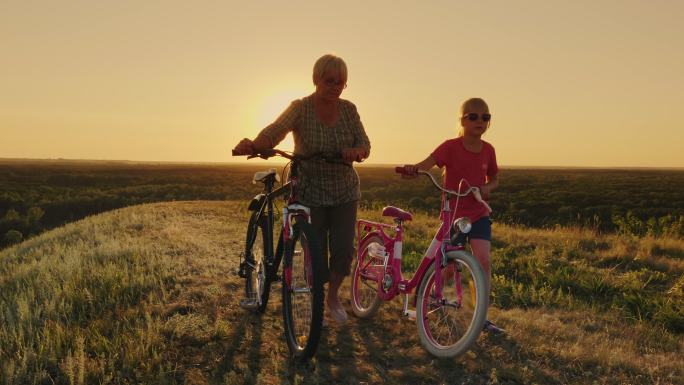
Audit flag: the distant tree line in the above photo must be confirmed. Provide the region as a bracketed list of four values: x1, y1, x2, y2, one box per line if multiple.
[1, 161, 683, 249]
[0, 162, 261, 248]
[358, 167, 684, 238]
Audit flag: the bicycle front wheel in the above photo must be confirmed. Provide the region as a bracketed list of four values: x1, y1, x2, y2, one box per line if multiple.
[415, 250, 488, 358]
[282, 220, 324, 362]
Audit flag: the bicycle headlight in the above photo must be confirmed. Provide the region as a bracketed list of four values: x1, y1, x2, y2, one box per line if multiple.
[452, 217, 472, 234]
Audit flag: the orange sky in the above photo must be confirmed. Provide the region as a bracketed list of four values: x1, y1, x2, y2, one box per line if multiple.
[2, 1, 683, 167]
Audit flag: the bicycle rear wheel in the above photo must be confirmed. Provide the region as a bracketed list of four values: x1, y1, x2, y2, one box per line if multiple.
[415, 250, 488, 358]
[242, 211, 271, 313]
[282, 220, 324, 362]
[350, 234, 383, 318]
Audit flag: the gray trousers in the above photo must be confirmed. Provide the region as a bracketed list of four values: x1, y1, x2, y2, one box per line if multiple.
[309, 200, 358, 281]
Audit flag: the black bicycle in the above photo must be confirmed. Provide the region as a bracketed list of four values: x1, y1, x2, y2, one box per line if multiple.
[233, 148, 348, 362]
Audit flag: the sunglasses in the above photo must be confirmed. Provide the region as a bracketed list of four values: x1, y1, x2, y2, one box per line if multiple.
[463, 113, 491, 122]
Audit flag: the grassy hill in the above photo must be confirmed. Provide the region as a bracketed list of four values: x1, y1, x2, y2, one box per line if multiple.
[1, 201, 681, 384]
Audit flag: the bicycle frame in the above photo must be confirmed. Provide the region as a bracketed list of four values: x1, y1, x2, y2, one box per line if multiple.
[249, 164, 312, 288]
[236, 148, 348, 360]
[355, 170, 491, 316]
[352, 170, 491, 357]
[242, 148, 351, 294]
[356, 195, 463, 304]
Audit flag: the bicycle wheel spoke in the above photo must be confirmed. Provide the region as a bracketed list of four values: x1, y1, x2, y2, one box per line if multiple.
[350, 237, 384, 318]
[361, 278, 376, 291]
[291, 259, 312, 347]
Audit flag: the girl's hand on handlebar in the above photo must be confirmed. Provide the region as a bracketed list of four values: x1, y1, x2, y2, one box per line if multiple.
[479, 184, 492, 199]
[471, 187, 493, 213]
[401, 164, 419, 179]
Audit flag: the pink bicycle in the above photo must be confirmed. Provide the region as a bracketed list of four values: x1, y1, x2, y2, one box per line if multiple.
[351, 167, 491, 357]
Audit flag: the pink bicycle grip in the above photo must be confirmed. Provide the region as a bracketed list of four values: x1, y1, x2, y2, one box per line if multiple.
[395, 166, 408, 174]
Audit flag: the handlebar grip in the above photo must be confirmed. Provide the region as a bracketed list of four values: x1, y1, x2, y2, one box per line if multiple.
[395, 166, 409, 174]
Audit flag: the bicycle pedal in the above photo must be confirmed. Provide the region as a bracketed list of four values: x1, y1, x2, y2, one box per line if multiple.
[239, 298, 259, 310]
[404, 309, 417, 320]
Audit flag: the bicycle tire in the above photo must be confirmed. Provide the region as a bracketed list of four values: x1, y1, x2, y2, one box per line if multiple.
[350, 234, 383, 318]
[281, 220, 324, 362]
[244, 211, 271, 314]
[259, 234, 284, 313]
[415, 250, 488, 358]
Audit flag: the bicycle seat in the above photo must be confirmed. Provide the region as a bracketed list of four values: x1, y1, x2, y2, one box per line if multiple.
[382, 206, 412, 221]
[252, 169, 280, 184]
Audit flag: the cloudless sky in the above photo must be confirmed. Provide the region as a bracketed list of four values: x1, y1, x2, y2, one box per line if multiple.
[2, 0, 683, 167]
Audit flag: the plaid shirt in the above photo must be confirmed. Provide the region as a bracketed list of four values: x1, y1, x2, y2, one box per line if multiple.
[260, 94, 371, 207]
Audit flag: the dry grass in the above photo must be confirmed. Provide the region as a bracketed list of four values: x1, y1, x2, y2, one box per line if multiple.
[1, 202, 682, 384]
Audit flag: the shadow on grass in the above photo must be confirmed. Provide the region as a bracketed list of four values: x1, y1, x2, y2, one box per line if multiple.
[472, 332, 560, 385]
[210, 313, 262, 382]
[316, 322, 363, 383]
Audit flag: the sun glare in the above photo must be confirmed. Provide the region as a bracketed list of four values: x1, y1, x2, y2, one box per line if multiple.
[255, 87, 310, 152]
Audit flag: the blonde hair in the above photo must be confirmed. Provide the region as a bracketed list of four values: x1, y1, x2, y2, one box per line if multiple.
[312, 54, 348, 85]
[457, 97, 490, 137]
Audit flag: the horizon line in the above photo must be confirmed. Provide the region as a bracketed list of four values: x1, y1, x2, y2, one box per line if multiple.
[1, 157, 683, 171]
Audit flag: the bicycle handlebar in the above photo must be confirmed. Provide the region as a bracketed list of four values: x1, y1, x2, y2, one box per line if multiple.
[232, 148, 289, 160]
[232, 148, 352, 165]
[395, 167, 492, 213]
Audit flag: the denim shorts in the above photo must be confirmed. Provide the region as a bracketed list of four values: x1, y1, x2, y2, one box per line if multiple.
[453, 216, 492, 244]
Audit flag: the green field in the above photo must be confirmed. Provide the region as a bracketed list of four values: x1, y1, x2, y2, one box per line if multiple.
[2, 160, 683, 249]
[0, 201, 682, 384]
[1, 161, 683, 383]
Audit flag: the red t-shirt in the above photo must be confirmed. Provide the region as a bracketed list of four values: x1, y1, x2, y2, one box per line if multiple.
[431, 137, 498, 222]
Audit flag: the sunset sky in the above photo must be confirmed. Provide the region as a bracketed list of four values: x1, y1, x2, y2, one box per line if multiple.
[2, 0, 683, 167]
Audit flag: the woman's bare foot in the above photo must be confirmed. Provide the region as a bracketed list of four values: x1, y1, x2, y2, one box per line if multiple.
[326, 297, 348, 323]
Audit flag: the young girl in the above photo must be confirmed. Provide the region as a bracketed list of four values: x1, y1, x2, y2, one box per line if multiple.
[404, 97, 502, 333]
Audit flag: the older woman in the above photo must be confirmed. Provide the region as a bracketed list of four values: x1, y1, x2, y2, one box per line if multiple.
[233, 54, 370, 323]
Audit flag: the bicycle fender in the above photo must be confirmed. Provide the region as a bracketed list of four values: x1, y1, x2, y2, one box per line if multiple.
[357, 231, 384, 259]
[248, 193, 266, 211]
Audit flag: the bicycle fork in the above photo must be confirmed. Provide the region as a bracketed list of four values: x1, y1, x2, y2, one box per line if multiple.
[401, 237, 450, 319]
[281, 204, 312, 292]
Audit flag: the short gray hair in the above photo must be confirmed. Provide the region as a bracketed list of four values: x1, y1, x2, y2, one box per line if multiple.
[312, 54, 348, 85]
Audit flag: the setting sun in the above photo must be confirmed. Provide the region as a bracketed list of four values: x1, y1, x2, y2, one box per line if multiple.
[251, 86, 311, 153]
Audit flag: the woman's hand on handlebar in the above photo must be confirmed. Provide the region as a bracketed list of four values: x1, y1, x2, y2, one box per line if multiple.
[232, 135, 273, 157]
[341, 147, 368, 163]
[232, 138, 255, 156]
